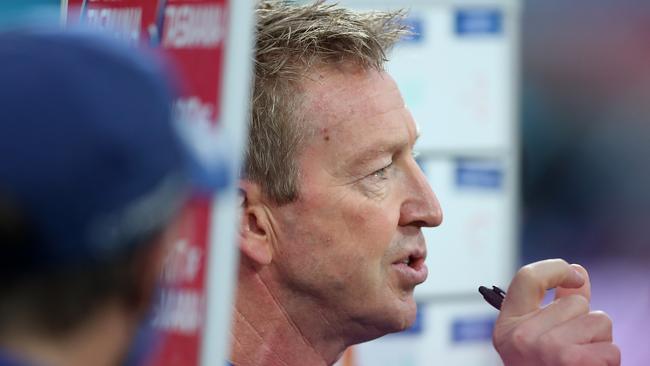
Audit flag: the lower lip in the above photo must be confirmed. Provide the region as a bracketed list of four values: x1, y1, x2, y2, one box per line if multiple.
[391, 261, 428, 285]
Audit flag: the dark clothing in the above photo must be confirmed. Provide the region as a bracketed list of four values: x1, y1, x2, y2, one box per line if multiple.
[0, 350, 32, 366]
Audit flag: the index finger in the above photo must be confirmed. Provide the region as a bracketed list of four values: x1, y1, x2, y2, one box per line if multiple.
[501, 259, 585, 317]
[555, 264, 591, 302]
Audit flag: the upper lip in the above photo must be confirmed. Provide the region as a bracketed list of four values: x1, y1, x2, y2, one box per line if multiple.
[392, 244, 427, 265]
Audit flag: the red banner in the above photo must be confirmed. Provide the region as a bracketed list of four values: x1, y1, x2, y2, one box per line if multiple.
[65, 1, 229, 365]
[162, 0, 227, 127]
[148, 196, 211, 366]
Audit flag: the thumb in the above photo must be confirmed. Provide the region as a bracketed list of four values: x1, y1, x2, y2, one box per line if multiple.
[555, 264, 591, 302]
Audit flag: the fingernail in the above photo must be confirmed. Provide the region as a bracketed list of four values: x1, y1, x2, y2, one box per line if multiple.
[569, 265, 585, 283]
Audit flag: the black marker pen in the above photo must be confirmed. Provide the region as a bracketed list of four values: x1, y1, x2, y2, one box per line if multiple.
[478, 285, 506, 310]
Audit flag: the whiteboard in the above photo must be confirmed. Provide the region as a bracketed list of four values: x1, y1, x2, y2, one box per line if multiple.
[416, 157, 514, 298]
[388, 5, 515, 152]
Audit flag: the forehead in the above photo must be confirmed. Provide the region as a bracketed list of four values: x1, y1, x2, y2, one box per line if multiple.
[299, 66, 413, 143]
[302, 67, 402, 123]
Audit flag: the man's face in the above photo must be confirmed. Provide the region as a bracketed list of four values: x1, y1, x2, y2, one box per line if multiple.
[268, 67, 442, 340]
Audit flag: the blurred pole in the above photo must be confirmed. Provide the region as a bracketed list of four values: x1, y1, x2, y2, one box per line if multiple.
[199, 0, 255, 365]
[60, 0, 68, 24]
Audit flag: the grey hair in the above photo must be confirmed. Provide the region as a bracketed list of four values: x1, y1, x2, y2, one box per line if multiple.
[244, 0, 409, 204]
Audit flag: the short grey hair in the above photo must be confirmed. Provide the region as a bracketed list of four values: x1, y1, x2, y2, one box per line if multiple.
[244, 0, 408, 204]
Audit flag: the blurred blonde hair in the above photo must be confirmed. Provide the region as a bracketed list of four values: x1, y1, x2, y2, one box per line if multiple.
[244, 0, 408, 203]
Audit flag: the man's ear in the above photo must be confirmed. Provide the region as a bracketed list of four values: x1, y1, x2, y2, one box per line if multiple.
[239, 180, 273, 266]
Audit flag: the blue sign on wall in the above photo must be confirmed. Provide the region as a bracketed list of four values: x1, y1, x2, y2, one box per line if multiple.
[455, 159, 504, 190]
[455, 8, 503, 36]
[451, 316, 496, 343]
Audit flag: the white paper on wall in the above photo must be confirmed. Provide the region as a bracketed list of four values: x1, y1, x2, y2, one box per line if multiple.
[386, 5, 513, 152]
[416, 157, 514, 298]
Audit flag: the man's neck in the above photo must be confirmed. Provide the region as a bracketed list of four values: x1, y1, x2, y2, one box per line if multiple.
[230, 265, 348, 366]
[0, 304, 134, 366]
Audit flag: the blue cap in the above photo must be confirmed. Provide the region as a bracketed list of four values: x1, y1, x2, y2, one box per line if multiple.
[0, 28, 189, 274]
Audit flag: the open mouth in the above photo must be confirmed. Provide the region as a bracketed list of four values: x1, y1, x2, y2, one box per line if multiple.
[392, 251, 428, 285]
[395, 255, 425, 270]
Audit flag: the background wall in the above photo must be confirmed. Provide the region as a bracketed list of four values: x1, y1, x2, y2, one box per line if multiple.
[339, 0, 650, 364]
[521, 0, 650, 364]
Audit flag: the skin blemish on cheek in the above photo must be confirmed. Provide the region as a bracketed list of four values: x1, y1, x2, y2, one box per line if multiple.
[321, 127, 330, 141]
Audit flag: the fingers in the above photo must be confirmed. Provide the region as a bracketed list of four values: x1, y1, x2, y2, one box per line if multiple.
[541, 311, 614, 345]
[516, 294, 590, 338]
[546, 342, 621, 366]
[555, 264, 591, 302]
[578, 342, 621, 366]
[495, 311, 618, 366]
[502, 259, 586, 317]
[495, 260, 618, 366]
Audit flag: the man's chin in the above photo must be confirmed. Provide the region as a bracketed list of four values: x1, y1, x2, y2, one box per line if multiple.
[383, 296, 418, 334]
[349, 293, 418, 341]
[398, 306, 418, 332]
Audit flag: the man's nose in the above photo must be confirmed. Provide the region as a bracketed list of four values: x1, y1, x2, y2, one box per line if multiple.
[398, 160, 443, 228]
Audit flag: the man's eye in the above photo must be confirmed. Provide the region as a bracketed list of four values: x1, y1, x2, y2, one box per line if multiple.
[371, 163, 392, 180]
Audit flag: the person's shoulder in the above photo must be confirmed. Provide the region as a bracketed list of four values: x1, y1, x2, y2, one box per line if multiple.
[0, 350, 32, 366]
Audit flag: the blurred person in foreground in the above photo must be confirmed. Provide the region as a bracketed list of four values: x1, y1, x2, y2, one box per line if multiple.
[0, 29, 188, 366]
[231, 1, 620, 365]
